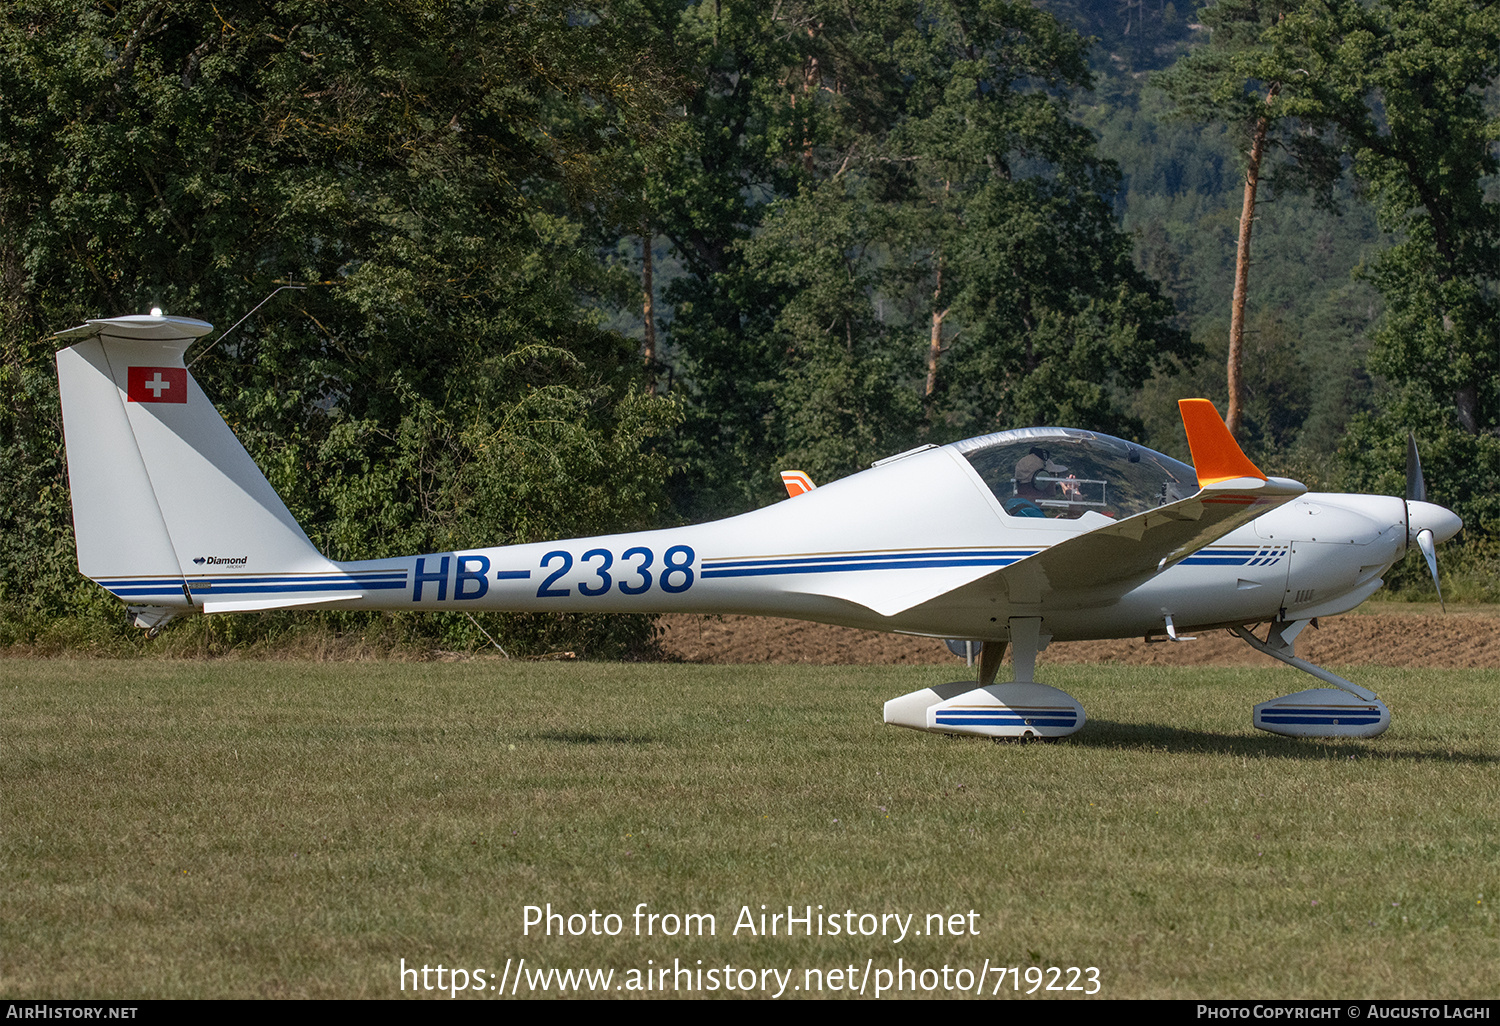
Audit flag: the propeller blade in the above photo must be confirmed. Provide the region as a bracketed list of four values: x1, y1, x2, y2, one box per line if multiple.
[1406, 433, 1456, 610]
[1416, 527, 1444, 612]
[1406, 432, 1426, 503]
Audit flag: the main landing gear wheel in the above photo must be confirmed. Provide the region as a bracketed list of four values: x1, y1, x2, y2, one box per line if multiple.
[885, 681, 1086, 739]
[884, 619, 1086, 740]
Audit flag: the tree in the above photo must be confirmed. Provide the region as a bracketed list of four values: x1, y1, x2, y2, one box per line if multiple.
[0, 0, 682, 653]
[740, 178, 926, 482]
[613, 0, 827, 515]
[651, 0, 1190, 497]
[1262, 0, 1500, 531]
[748, 2, 1191, 466]
[1156, 0, 1310, 439]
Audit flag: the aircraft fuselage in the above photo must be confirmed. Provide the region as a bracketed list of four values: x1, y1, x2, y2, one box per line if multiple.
[108, 442, 1415, 645]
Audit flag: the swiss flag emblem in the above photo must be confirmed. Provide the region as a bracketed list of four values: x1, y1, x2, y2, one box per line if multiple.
[127, 366, 187, 404]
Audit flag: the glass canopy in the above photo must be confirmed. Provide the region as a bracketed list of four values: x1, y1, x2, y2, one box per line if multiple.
[950, 428, 1199, 521]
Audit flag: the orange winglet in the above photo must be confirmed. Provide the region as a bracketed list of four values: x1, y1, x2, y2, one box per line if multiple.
[1178, 399, 1267, 485]
[780, 470, 816, 497]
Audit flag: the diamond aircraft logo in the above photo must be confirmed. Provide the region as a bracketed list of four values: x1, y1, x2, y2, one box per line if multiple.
[195, 556, 248, 566]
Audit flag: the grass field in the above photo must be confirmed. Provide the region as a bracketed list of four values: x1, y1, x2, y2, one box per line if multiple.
[2, 658, 1496, 999]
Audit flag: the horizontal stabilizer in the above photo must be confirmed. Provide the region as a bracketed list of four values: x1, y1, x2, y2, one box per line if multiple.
[202, 593, 364, 613]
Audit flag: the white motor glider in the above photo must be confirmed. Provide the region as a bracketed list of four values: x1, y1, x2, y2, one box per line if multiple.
[55, 314, 1462, 740]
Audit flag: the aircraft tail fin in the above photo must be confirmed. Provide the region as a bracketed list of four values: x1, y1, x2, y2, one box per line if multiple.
[55, 314, 344, 618]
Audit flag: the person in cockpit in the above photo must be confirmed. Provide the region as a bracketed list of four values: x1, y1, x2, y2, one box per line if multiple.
[1006, 447, 1070, 517]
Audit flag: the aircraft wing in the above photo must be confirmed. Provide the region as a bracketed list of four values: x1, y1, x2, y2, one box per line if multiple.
[905, 400, 1306, 612]
[997, 472, 1303, 601]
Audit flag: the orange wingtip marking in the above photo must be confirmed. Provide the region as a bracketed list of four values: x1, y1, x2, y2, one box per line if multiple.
[1178, 399, 1267, 486]
[780, 470, 815, 497]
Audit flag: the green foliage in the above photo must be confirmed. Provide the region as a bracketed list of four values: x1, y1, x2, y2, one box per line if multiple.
[1101, 0, 1500, 520]
[628, 0, 828, 513]
[0, 0, 682, 654]
[660, 0, 1191, 507]
[1133, 313, 1308, 457]
[11, 0, 1493, 655]
[1366, 534, 1500, 605]
[742, 182, 925, 482]
[1035, 0, 1195, 74]
[1154, 0, 1303, 135]
[1261, 0, 1500, 533]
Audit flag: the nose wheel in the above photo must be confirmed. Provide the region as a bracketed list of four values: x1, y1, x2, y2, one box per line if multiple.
[1233, 621, 1392, 738]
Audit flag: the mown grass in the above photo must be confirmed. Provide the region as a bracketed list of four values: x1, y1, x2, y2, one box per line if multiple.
[2, 660, 1496, 999]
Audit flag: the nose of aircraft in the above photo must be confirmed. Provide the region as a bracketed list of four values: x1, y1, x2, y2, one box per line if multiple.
[1408, 500, 1462, 545]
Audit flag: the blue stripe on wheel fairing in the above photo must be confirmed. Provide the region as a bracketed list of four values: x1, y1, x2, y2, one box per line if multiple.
[1259, 711, 1382, 725]
[936, 708, 1079, 727]
[937, 716, 1079, 727]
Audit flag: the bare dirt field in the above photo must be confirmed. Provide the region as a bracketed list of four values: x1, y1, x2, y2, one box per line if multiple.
[657, 606, 1500, 668]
